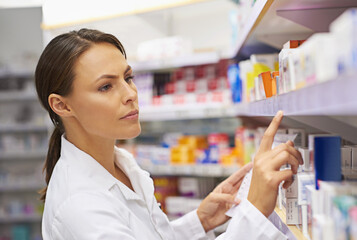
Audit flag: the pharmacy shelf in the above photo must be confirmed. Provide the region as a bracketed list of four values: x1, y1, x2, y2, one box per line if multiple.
[140, 77, 357, 122]
[139, 163, 239, 177]
[0, 183, 45, 193]
[224, 0, 274, 58]
[241, 77, 357, 116]
[0, 215, 42, 224]
[130, 51, 220, 72]
[0, 124, 48, 133]
[0, 150, 47, 161]
[140, 102, 236, 121]
[224, 0, 356, 58]
[275, 0, 357, 32]
[0, 91, 38, 102]
[0, 70, 34, 78]
[275, 207, 308, 240]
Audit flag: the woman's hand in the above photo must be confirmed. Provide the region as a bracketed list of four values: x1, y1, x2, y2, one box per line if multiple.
[247, 111, 303, 217]
[197, 162, 252, 232]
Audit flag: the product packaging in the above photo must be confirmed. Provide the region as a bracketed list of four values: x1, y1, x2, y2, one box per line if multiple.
[341, 146, 352, 170]
[288, 128, 306, 148]
[330, 8, 357, 76]
[314, 136, 342, 189]
[286, 198, 302, 225]
[227, 63, 243, 103]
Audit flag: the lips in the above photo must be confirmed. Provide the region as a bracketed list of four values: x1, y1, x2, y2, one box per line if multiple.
[120, 110, 139, 120]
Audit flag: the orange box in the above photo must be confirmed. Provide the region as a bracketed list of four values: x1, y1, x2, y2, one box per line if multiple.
[170, 145, 195, 164]
[178, 136, 208, 150]
[283, 40, 306, 49]
[260, 71, 273, 98]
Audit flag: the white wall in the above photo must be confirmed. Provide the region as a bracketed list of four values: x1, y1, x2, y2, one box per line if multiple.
[0, 7, 42, 73]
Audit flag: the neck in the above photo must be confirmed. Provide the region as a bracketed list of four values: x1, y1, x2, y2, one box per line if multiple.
[65, 125, 117, 177]
[63, 119, 134, 192]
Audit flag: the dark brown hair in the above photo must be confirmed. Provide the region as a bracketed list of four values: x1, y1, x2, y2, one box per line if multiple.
[35, 28, 126, 201]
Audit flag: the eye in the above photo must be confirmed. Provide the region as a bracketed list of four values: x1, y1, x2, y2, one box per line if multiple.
[125, 75, 134, 84]
[98, 83, 112, 92]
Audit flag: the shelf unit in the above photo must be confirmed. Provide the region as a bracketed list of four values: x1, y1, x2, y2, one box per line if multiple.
[41, 0, 239, 72]
[0, 184, 45, 193]
[140, 163, 239, 177]
[0, 91, 38, 102]
[130, 1, 357, 239]
[140, 75, 357, 121]
[0, 124, 48, 133]
[130, 51, 220, 72]
[0, 76, 47, 238]
[140, 102, 236, 121]
[275, 207, 307, 240]
[33, 0, 357, 239]
[0, 150, 47, 161]
[0, 215, 42, 224]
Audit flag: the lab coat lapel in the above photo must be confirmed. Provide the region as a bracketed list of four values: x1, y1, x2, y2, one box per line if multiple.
[114, 148, 156, 210]
[115, 148, 176, 240]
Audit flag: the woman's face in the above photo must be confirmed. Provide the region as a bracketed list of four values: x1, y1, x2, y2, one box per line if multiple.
[66, 42, 141, 140]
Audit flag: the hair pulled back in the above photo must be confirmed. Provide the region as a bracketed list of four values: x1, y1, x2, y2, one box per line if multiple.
[35, 28, 126, 201]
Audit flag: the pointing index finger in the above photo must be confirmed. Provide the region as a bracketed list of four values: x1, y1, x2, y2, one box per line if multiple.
[258, 111, 284, 153]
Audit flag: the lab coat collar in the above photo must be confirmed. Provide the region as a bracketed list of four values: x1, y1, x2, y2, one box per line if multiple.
[60, 135, 118, 191]
[60, 135, 155, 206]
[114, 146, 156, 209]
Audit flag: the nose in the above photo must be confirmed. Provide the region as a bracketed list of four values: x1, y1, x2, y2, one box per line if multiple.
[120, 81, 137, 105]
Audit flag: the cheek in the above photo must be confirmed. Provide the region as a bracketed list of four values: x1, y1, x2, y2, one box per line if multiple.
[73, 96, 118, 127]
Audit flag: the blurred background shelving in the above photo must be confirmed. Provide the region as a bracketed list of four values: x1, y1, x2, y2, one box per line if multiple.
[1, 0, 357, 239]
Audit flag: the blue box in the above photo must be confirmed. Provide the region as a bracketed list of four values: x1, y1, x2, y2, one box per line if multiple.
[314, 136, 341, 189]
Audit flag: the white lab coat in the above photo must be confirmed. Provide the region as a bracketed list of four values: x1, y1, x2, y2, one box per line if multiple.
[42, 136, 292, 239]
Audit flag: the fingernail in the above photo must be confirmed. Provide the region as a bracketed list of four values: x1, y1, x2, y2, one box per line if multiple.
[277, 110, 283, 117]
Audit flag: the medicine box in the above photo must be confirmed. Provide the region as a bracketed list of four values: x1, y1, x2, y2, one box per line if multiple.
[285, 175, 298, 199]
[286, 198, 302, 225]
[297, 173, 315, 205]
[341, 146, 352, 169]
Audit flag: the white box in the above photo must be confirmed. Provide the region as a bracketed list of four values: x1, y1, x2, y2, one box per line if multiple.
[297, 173, 315, 205]
[298, 147, 311, 172]
[285, 175, 298, 198]
[279, 48, 298, 93]
[318, 181, 352, 216]
[286, 198, 302, 225]
[301, 33, 338, 84]
[330, 8, 357, 75]
[341, 146, 352, 169]
[313, 214, 334, 240]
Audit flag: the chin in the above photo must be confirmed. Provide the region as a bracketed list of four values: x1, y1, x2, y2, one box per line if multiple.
[118, 124, 141, 140]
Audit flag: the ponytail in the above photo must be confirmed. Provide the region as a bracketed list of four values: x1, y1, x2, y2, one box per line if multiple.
[39, 125, 63, 201]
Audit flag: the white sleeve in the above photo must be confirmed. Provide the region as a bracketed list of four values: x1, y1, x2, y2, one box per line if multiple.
[49, 193, 137, 240]
[171, 210, 216, 240]
[216, 199, 288, 240]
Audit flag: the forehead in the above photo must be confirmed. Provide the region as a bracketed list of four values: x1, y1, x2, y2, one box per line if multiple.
[75, 42, 127, 77]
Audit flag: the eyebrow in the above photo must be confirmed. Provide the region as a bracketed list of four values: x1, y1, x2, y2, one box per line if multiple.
[95, 65, 132, 82]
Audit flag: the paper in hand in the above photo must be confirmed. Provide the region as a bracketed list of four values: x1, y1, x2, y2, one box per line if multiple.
[225, 168, 253, 217]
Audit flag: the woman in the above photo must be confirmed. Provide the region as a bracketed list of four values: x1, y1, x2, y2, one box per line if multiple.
[35, 28, 302, 239]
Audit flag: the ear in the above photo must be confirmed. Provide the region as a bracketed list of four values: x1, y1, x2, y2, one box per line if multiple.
[48, 93, 73, 118]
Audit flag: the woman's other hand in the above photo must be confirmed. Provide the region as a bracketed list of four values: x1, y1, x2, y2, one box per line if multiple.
[197, 162, 253, 232]
[247, 111, 303, 217]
